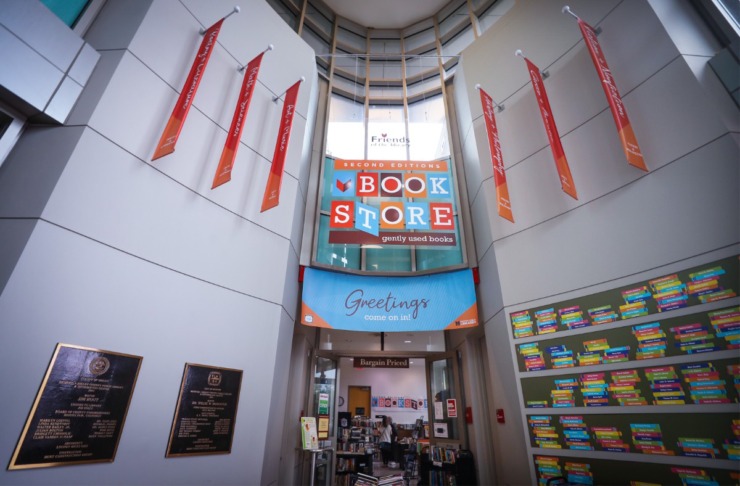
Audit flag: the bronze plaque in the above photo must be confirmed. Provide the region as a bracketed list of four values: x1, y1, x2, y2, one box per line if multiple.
[166, 363, 243, 457]
[8, 343, 143, 470]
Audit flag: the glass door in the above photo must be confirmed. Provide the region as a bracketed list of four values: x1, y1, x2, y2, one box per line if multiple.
[426, 355, 464, 446]
[307, 352, 339, 486]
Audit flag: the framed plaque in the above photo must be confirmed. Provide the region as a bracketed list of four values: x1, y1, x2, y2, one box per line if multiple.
[166, 363, 243, 457]
[8, 343, 143, 470]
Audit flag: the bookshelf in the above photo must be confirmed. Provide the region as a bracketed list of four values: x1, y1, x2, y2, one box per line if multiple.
[336, 416, 378, 486]
[507, 254, 740, 485]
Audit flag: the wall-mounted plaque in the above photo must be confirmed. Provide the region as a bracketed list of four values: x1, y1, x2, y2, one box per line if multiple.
[8, 343, 143, 470]
[166, 363, 242, 457]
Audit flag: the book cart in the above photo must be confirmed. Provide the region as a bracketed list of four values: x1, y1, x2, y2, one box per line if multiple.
[336, 416, 379, 486]
[508, 254, 740, 485]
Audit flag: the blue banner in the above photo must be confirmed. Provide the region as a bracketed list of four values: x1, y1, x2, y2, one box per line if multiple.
[301, 268, 478, 331]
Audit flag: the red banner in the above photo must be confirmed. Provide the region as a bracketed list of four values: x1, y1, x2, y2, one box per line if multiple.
[260, 79, 302, 212]
[151, 19, 224, 161]
[479, 87, 514, 222]
[578, 18, 648, 171]
[211, 52, 265, 188]
[525, 57, 578, 200]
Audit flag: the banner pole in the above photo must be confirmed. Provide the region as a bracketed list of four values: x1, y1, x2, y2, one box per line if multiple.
[273, 76, 305, 102]
[238, 44, 273, 72]
[200, 6, 240, 34]
[475, 84, 504, 113]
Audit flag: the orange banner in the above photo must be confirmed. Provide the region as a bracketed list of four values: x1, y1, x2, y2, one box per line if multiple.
[578, 18, 648, 172]
[152, 19, 224, 161]
[525, 57, 578, 200]
[212, 52, 265, 188]
[479, 87, 514, 222]
[260, 79, 302, 212]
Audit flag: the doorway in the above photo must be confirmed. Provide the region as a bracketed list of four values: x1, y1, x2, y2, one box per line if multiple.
[348, 385, 371, 417]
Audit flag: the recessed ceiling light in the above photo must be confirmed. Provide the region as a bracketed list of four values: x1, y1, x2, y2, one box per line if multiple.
[404, 340, 412, 343]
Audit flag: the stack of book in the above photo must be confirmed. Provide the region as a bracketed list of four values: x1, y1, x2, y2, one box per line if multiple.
[580, 372, 609, 407]
[688, 265, 732, 304]
[680, 362, 729, 404]
[669, 322, 719, 354]
[588, 305, 619, 325]
[526, 399, 549, 408]
[708, 306, 740, 349]
[547, 345, 575, 369]
[577, 339, 606, 367]
[564, 462, 593, 485]
[559, 305, 590, 330]
[630, 423, 674, 455]
[355, 473, 404, 486]
[608, 369, 647, 406]
[650, 274, 688, 312]
[528, 416, 561, 449]
[535, 308, 559, 334]
[676, 437, 719, 458]
[560, 416, 592, 451]
[620, 285, 651, 319]
[603, 345, 631, 364]
[534, 456, 563, 486]
[645, 366, 687, 405]
[591, 426, 630, 452]
[519, 343, 546, 372]
[632, 322, 667, 360]
[722, 419, 740, 460]
[551, 378, 578, 408]
[512, 310, 535, 338]
[670, 467, 719, 486]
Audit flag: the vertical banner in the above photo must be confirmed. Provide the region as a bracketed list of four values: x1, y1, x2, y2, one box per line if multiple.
[577, 18, 648, 171]
[524, 57, 578, 200]
[212, 52, 265, 188]
[151, 19, 224, 161]
[260, 79, 302, 212]
[479, 87, 514, 222]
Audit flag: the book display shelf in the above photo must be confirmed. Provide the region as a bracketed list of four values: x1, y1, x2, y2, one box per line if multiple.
[336, 416, 378, 486]
[508, 254, 740, 485]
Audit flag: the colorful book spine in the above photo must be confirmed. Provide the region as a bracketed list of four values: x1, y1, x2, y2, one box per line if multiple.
[671, 467, 719, 486]
[609, 369, 647, 406]
[528, 416, 561, 449]
[511, 310, 535, 338]
[680, 362, 730, 404]
[708, 307, 740, 349]
[564, 461, 593, 485]
[644, 366, 686, 405]
[535, 307, 558, 334]
[591, 426, 630, 452]
[632, 322, 667, 360]
[534, 456, 563, 486]
[676, 437, 719, 458]
[580, 372, 609, 407]
[630, 423, 674, 455]
[669, 323, 720, 355]
[588, 305, 618, 325]
[723, 419, 740, 460]
[560, 416, 593, 451]
[519, 343, 546, 371]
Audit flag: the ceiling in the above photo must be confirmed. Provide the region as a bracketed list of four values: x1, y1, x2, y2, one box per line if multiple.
[322, 0, 453, 29]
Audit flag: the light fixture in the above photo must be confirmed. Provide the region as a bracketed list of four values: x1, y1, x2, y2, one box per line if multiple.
[321, 333, 332, 350]
[404, 340, 412, 344]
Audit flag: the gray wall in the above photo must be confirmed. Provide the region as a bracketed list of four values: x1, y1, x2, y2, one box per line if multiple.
[455, 0, 739, 484]
[0, 0, 100, 123]
[0, 0, 317, 484]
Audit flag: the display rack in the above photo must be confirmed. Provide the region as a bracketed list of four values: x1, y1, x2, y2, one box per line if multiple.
[336, 416, 378, 486]
[508, 254, 740, 485]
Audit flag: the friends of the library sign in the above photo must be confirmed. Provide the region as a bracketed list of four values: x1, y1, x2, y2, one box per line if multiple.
[328, 159, 456, 246]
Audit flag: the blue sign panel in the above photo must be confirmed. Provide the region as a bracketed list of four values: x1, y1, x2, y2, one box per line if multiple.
[301, 268, 479, 332]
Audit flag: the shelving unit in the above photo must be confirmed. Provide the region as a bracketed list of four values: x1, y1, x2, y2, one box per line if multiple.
[507, 255, 740, 485]
[336, 416, 378, 486]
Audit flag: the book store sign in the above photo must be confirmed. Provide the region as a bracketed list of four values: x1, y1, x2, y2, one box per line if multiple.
[301, 267, 478, 332]
[354, 357, 409, 369]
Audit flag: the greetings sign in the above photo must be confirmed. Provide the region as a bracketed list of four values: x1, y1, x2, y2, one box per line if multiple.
[524, 57, 578, 200]
[479, 87, 514, 222]
[577, 18, 648, 171]
[301, 267, 478, 331]
[328, 159, 457, 247]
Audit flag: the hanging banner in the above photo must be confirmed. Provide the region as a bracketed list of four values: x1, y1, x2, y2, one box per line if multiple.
[479, 87, 514, 222]
[212, 52, 266, 189]
[577, 18, 648, 172]
[524, 57, 578, 200]
[260, 79, 302, 212]
[152, 19, 224, 161]
[301, 267, 478, 332]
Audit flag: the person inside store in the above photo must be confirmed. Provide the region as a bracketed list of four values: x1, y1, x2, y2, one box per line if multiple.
[377, 415, 396, 466]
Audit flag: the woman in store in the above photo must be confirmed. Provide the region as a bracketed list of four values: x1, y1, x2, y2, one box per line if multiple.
[377, 415, 395, 466]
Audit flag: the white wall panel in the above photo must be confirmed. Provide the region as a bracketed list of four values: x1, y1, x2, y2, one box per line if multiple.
[0, 221, 282, 485]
